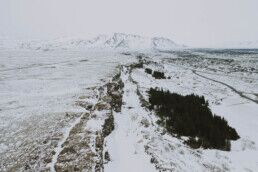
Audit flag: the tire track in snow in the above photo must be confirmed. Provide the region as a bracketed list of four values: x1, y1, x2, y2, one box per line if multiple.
[192, 70, 258, 104]
[165, 63, 258, 104]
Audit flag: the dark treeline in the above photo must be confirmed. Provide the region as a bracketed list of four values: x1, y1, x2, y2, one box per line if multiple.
[148, 88, 240, 150]
[144, 68, 166, 79]
[152, 71, 166, 79]
[145, 68, 152, 74]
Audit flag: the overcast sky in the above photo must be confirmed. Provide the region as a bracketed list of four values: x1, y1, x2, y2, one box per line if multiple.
[1, 0, 258, 47]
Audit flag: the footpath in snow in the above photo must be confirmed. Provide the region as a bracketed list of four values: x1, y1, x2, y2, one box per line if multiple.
[104, 66, 156, 172]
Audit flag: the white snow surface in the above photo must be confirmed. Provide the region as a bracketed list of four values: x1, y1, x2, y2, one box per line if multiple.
[104, 66, 156, 172]
[0, 41, 258, 171]
[0, 49, 135, 171]
[106, 50, 258, 172]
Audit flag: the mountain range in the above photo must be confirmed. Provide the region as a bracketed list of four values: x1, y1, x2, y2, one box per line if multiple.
[16, 33, 186, 51]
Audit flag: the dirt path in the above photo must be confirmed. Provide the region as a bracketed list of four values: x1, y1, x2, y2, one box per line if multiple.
[192, 70, 258, 104]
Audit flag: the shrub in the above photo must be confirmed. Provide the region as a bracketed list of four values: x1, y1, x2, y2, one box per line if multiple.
[145, 68, 153, 74]
[121, 52, 131, 56]
[148, 88, 240, 150]
[152, 71, 166, 79]
[130, 62, 143, 69]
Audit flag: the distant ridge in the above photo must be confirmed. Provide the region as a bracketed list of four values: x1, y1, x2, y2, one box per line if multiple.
[234, 41, 258, 49]
[14, 33, 186, 51]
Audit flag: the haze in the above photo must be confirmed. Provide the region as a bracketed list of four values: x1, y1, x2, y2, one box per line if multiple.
[1, 0, 258, 47]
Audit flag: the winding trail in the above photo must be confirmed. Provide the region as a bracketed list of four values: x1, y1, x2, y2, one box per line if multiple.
[47, 113, 84, 172]
[165, 62, 258, 104]
[166, 63, 258, 81]
[192, 70, 258, 104]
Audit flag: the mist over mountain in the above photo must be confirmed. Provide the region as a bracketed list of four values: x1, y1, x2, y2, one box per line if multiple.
[2, 33, 258, 50]
[9, 33, 186, 51]
[233, 41, 258, 49]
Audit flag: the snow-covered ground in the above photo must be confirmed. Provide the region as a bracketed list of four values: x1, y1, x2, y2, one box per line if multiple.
[122, 51, 258, 171]
[105, 50, 258, 172]
[0, 38, 258, 171]
[0, 49, 135, 171]
[104, 66, 156, 172]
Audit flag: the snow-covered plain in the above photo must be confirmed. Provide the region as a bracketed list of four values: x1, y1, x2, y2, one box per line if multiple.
[0, 36, 258, 171]
[0, 48, 135, 171]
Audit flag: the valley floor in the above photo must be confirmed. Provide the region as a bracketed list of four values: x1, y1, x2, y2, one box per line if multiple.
[0, 49, 258, 171]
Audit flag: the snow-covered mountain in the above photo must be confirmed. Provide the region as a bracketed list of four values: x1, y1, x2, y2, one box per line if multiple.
[235, 41, 258, 49]
[222, 40, 258, 49]
[16, 33, 185, 51]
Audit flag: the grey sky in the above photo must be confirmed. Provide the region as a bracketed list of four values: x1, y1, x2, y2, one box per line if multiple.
[1, 0, 258, 47]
